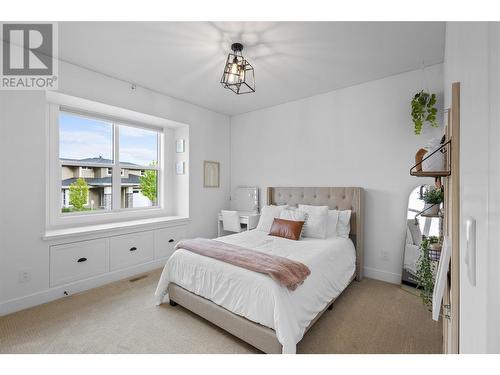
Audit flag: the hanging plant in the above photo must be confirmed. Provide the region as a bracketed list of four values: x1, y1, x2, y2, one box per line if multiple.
[416, 237, 437, 308]
[411, 91, 438, 135]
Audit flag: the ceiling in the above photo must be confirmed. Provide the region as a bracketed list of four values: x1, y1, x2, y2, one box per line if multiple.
[59, 22, 445, 116]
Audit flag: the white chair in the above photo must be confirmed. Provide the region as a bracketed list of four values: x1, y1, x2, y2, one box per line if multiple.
[221, 210, 243, 233]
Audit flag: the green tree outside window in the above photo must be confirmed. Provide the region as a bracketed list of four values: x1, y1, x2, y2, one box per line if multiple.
[69, 177, 89, 211]
[139, 162, 157, 204]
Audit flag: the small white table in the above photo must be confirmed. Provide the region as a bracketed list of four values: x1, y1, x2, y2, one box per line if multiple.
[217, 212, 260, 237]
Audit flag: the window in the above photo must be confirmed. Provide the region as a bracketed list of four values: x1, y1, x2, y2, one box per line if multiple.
[58, 111, 161, 215]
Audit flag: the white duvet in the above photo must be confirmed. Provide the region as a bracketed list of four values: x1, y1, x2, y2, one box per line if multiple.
[154, 230, 356, 354]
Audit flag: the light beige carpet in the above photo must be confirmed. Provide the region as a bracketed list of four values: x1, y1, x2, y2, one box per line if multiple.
[0, 269, 442, 354]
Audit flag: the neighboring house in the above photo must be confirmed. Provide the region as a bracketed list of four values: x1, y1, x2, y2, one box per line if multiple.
[61, 157, 151, 210]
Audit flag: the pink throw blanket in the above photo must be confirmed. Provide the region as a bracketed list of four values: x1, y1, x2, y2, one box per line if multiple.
[175, 238, 311, 291]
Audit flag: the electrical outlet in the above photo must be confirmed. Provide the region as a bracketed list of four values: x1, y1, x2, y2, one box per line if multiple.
[18, 270, 31, 283]
[381, 250, 390, 262]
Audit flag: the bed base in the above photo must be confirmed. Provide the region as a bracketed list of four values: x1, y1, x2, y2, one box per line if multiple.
[168, 276, 354, 354]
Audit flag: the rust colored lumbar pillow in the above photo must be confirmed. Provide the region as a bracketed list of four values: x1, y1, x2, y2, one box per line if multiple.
[269, 218, 305, 241]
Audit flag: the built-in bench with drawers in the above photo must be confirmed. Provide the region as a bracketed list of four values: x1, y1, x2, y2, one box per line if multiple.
[39, 217, 188, 305]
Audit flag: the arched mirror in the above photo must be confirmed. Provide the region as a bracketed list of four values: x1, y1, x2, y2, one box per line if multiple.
[402, 185, 443, 290]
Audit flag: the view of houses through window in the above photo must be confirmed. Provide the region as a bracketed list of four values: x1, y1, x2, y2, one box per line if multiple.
[59, 111, 160, 214]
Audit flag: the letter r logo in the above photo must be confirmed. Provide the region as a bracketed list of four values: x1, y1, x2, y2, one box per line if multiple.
[2, 24, 53, 75]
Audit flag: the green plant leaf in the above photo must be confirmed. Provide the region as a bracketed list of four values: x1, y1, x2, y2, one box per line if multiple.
[410, 91, 440, 135]
[416, 237, 437, 307]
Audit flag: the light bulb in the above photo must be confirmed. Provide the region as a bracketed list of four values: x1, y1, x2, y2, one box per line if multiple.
[230, 62, 239, 75]
[227, 56, 240, 84]
[239, 66, 245, 82]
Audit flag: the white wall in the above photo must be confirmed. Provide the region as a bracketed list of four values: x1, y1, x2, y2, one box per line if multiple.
[443, 21, 500, 354]
[0, 60, 230, 306]
[230, 65, 443, 284]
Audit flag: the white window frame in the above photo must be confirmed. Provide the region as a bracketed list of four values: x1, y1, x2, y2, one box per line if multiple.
[45, 92, 185, 230]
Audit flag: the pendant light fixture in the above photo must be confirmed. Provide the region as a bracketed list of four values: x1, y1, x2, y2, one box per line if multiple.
[220, 43, 255, 95]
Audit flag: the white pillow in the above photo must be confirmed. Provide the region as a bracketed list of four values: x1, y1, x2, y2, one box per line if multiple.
[279, 208, 307, 222]
[297, 204, 329, 239]
[336, 210, 352, 238]
[256, 205, 288, 232]
[326, 210, 340, 237]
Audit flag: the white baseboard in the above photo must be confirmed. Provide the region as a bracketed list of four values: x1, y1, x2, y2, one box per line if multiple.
[363, 266, 402, 284]
[0, 259, 167, 317]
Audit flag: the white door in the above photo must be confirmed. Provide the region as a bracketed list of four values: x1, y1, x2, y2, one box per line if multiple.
[457, 23, 489, 354]
[446, 22, 500, 353]
[445, 22, 494, 353]
[487, 22, 500, 353]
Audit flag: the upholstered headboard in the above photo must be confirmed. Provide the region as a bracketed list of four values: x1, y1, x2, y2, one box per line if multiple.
[267, 187, 364, 281]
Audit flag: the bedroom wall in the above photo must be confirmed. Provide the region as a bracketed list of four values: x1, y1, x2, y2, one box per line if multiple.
[230, 64, 443, 284]
[0, 60, 230, 307]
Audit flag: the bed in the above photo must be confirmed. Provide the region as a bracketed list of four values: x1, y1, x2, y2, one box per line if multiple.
[155, 187, 364, 354]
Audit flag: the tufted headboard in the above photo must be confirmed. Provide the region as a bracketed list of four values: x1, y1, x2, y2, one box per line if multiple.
[267, 187, 364, 281]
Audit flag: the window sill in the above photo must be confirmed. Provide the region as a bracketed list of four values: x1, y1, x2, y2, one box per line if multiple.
[43, 216, 190, 242]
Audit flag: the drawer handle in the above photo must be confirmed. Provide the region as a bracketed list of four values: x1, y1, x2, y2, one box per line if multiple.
[77, 257, 87, 263]
[130, 247, 138, 252]
[168, 239, 174, 243]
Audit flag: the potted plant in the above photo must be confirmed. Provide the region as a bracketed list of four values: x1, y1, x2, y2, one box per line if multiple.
[411, 91, 439, 135]
[419, 187, 443, 216]
[416, 237, 437, 308]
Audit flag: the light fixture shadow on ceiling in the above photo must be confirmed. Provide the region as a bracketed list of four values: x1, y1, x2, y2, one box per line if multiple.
[141, 22, 295, 86]
[207, 22, 289, 58]
[207, 22, 330, 95]
[206, 22, 346, 71]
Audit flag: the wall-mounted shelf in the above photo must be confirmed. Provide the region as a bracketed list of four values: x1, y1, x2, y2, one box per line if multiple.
[414, 203, 443, 221]
[421, 213, 444, 218]
[410, 170, 451, 178]
[410, 139, 451, 178]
